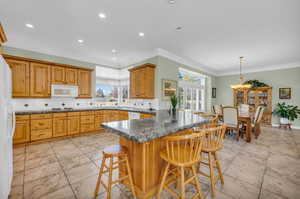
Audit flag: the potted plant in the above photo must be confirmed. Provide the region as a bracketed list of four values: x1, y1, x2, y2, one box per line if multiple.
[170, 95, 178, 115]
[273, 102, 300, 124]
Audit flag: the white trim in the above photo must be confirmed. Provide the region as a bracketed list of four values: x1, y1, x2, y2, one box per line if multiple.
[272, 123, 300, 130]
[156, 48, 217, 76]
[217, 62, 300, 76]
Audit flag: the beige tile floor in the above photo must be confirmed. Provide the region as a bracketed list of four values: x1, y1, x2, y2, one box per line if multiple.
[9, 127, 300, 199]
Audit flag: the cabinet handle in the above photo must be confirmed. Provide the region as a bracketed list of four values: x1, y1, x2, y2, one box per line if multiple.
[38, 122, 44, 126]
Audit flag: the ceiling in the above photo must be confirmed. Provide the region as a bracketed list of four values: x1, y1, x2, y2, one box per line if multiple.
[1, 0, 299, 75]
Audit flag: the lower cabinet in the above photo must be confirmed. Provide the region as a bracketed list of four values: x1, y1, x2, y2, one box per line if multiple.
[13, 117, 30, 144]
[80, 112, 95, 133]
[53, 117, 68, 137]
[68, 116, 80, 135]
[140, 113, 155, 119]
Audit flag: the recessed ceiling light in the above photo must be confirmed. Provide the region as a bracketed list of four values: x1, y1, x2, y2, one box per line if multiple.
[139, 32, 145, 37]
[176, 26, 182, 30]
[98, 13, 107, 19]
[112, 49, 117, 53]
[25, 23, 34, 28]
[78, 39, 84, 43]
[169, 0, 176, 4]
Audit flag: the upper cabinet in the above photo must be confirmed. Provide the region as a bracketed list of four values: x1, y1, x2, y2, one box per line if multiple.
[65, 68, 78, 85]
[4, 55, 92, 98]
[129, 63, 155, 99]
[30, 63, 51, 97]
[51, 66, 65, 84]
[52, 66, 78, 85]
[6, 59, 30, 97]
[77, 69, 91, 98]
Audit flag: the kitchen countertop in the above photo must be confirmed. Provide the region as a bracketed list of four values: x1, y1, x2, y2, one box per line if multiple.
[101, 110, 209, 143]
[15, 107, 157, 115]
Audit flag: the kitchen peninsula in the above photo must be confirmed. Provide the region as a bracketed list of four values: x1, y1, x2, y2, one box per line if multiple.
[101, 110, 209, 198]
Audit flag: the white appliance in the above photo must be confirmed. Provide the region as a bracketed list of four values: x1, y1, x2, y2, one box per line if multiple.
[0, 55, 15, 199]
[51, 84, 78, 98]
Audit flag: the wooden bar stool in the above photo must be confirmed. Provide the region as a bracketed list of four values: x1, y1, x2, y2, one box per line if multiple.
[157, 133, 205, 199]
[195, 112, 219, 124]
[94, 145, 136, 199]
[198, 124, 226, 198]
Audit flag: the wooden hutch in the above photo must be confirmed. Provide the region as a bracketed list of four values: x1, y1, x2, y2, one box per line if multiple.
[233, 86, 272, 125]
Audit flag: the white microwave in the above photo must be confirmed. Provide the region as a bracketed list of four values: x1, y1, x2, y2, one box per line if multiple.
[51, 85, 78, 98]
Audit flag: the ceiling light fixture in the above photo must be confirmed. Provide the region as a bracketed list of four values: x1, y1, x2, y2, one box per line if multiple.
[169, 0, 176, 4]
[25, 23, 34, 28]
[176, 26, 182, 30]
[112, 49, 117, 53]
[230, 57, 252, 89]
[98, 13, 107, 19]
[139, 32, 145, 37]
[78, 39, 84, 43]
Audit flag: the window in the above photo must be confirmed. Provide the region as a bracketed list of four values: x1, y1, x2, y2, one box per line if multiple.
[178, 68, 206, 111]
[95, 85, 118, 102]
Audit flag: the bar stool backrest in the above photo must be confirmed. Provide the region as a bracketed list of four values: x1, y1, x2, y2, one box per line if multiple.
[195, 112, 218, 124]
[162, 133, 204, 165]
[199, 124, 226, 151]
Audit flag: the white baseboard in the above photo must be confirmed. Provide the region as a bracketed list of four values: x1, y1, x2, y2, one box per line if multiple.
[272, 123, 300, 130]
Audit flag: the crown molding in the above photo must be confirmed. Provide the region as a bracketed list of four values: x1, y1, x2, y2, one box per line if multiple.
[0, 23, 8, 44]
[216, 61, 300, 76]
[155, 48, 217, 76]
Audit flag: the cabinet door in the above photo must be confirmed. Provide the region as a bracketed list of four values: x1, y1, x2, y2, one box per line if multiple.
[68, 116, 80, 135]
[65, 68, 78, 85]
[139, 68, 146, 97]
[52, 66, 65, 84]
[53, 117, 68, 137]
[30, 63, 51, 97]
[145, 67, 155, 98]
[130, 71, 136, 98]
[6, 59, 30, 97]
[13, 120, 30, 144]
[78, 70, 91, 98]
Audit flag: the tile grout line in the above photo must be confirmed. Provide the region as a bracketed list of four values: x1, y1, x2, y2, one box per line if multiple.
[22, 145, 27, 199]
[257, 150, 270, 199]
[49, 139, 79, 199]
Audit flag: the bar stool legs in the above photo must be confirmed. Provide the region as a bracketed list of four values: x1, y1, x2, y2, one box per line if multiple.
[94, 145, 136, 199]
[199, 151, 224, 198]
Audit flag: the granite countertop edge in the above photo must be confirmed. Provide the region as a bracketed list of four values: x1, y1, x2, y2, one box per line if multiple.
[15, 107, 157, 115]
[101, 119, 209, 143]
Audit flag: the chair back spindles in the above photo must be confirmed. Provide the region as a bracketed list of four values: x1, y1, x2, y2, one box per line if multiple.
[199, 124, 226, 152]
[195, 112, 218, 124]
[163, 133, 203, 165]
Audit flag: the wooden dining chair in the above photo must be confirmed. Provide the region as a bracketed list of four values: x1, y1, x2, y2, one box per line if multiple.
[197, 123, 226, 198]
[157, 133, 205, 199]
[222, 106, 241, 141]
[252, 106, 265, 138]
[212, 105, 223, 115]
[239, 104, 250, 114]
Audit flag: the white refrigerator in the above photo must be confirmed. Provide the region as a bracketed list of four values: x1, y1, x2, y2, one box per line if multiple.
[0, 55, 15, 199]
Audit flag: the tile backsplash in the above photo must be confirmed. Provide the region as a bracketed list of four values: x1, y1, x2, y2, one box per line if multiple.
[12, 98, 159, 111]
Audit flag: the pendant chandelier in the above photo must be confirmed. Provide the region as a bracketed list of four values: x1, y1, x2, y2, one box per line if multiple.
[230, 56, 251, 89]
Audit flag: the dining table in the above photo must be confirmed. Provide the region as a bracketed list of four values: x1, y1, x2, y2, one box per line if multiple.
[219, 112, 252, 142]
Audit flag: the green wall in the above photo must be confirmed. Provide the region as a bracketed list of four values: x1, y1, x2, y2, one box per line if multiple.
[215, 67, 300, 127]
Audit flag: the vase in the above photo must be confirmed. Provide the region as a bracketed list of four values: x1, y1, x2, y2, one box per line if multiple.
[280, 118, 290, 124]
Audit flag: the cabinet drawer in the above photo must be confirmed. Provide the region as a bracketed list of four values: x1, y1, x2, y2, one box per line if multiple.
[31, 129, 52, 141]
[95, 115, 104, 122]
[53, 113, 67, 118]
[31, 119, 52, 130]
[80, 111, 94, 116]
[16, 115, 30, 120]
[80, 115, 95, 124]
[31, 114, 52, 119]
[67, 112, 80, 117]
[95, 110, 104, 116]
[80, 124, 95, 133]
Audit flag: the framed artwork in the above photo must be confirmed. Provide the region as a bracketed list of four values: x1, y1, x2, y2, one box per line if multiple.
[162, 79, 177, 100]
[212, 87, 216, 98]
[279, 88, 291, 99]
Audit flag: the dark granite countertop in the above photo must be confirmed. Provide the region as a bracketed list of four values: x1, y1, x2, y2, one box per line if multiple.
[101, 110, 209, 143]
[15, 107, 157, 115]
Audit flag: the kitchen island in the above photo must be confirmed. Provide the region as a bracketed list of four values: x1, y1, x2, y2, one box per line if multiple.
[102, 110, 209, 199]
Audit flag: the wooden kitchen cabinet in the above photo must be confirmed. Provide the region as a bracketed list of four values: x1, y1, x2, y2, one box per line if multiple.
[65, 68, 78, 85]
[140, 113, 155, 119]
[13, 116, 30, 144]
[51, 66, 65, 84]
[68, 116, 80, 135]
[129, 63, 155, 99]
[53, 113, 68, 137]
[6, 59, 30, 97]
[30, 63, 51, 97]
[77, 69, 91, 98]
